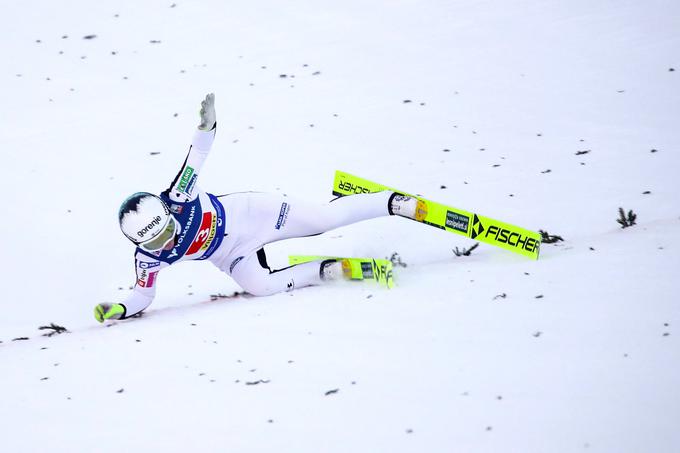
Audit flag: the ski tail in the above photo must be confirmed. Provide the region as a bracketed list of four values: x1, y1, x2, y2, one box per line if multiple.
[289, 255, 394, 288]
[332, 170, 541, 260]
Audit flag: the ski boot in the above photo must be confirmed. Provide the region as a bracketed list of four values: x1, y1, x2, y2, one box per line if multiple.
[389, 193, 428, 221]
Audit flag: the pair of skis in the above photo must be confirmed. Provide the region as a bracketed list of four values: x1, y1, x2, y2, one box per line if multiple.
[289, 170, 541, 288]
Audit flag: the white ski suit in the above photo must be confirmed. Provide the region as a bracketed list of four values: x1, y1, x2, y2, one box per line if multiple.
[119, 125, 394, 319]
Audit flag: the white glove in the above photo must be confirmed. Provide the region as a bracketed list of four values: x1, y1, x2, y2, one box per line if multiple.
[198, 93, 216, 131]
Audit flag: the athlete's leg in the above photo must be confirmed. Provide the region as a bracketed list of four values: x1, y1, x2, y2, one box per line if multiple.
[214, 190, 397, 296]
[229, 250, 324, 296]
[248, 190, 394, 246]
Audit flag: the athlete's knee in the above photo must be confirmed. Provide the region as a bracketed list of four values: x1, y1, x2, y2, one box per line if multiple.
[231, 264, 290, 296]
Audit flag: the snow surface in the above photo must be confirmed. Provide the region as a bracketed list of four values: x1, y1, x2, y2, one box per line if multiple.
[1, 0, 679, 452]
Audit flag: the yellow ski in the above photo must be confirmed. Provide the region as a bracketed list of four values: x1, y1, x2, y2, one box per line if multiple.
[332, 170, 541, 260]
[289, 255, 394, 288]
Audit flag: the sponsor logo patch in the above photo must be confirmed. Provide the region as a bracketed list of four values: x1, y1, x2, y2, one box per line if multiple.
[471, 214, 539, 254]
[170, 205, 196, 257]
[177, 166, 195, 193]
[187, 212, 214, 255]
[483, 224, 540, 253]
[147, 271, 158, 287]
[361, 262, 374, 278]
[138, 268, 159, 287]
[371, 259, 392, 285]
[470, 214, 485, 239]
[170, 204, 184, 214]
[275, 202, 289, 230]
[139, 261, 160, 269]
[338, 180, 372, 195]
[139, 268, 147, 282]
[137, 268, 158, 287]
[137, 216, 162, 239]
[186, 174, 198, 195]
[229, 256, 244, 273]
[200, 214, 217, 251]
[445, 210, 470, 233]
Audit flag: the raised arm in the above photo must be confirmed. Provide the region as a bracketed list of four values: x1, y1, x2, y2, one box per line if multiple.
[167, 93, 217, 203]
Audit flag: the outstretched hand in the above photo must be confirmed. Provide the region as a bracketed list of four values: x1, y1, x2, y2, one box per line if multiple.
[198, 93, 216, 131]
[94, 303, 125, 323]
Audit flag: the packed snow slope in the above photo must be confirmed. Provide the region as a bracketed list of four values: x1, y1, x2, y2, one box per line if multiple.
[1, 1, 679, 452]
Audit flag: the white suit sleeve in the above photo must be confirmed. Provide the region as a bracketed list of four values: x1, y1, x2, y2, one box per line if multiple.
[120, 251, 168, 318]
[120, 289, 155, 319]
[167, 127, 216, 203]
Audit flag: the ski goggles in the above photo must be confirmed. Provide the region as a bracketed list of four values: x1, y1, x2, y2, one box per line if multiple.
[140, 216, 179, 252]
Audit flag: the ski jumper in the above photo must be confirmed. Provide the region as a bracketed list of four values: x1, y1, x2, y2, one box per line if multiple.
[118, 125, 393, 318]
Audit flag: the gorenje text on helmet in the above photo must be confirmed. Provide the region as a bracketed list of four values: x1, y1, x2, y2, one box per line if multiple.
[137, 216, 162, 238]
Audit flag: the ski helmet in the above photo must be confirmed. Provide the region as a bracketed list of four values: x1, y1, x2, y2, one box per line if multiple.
[119, 192, 174, 248]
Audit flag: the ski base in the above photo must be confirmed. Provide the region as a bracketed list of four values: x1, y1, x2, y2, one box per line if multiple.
[332, 170, 541, 260]
[289, 255, 394, 288]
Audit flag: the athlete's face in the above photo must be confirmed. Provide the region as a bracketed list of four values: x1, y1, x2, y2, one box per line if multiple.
[140, 215, 178, 252]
